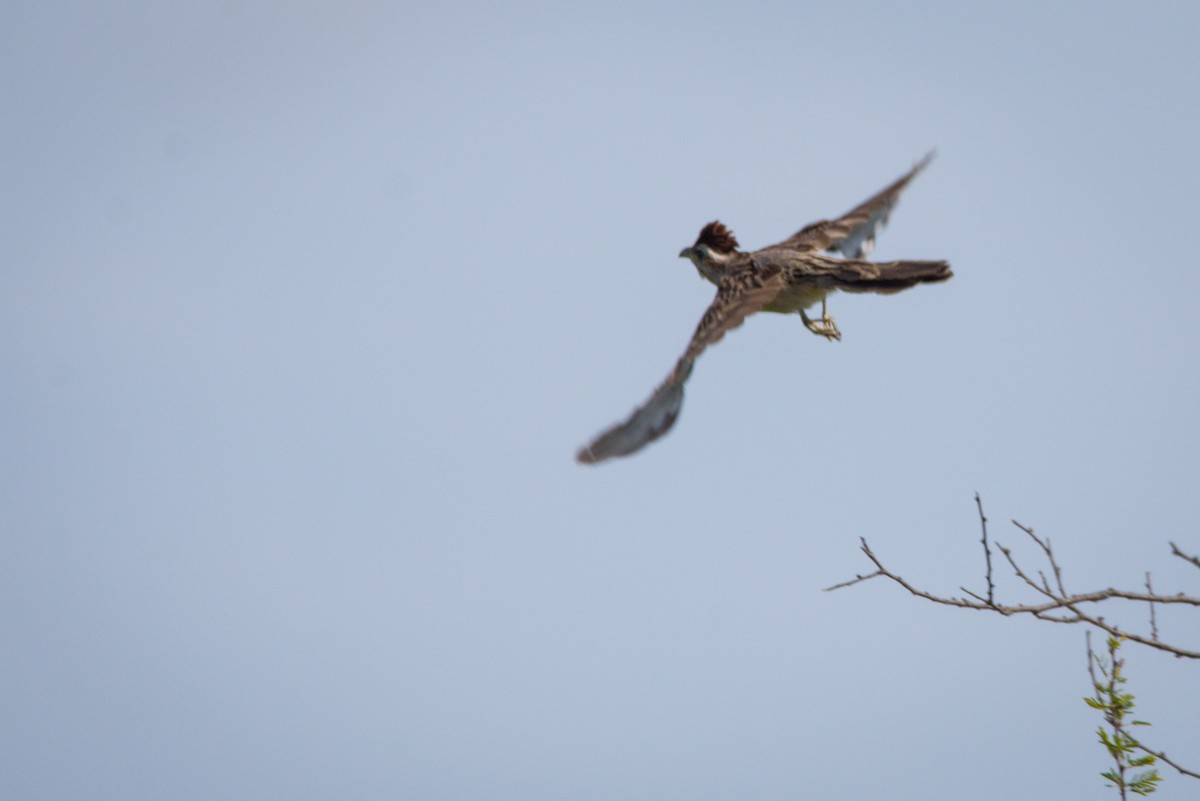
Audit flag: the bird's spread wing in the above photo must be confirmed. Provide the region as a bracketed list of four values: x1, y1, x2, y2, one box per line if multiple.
[765, 151, 934, 258]
[576, 267, 786, 464]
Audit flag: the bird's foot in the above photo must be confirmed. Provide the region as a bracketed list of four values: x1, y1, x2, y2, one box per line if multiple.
[801, 310, 841, 342]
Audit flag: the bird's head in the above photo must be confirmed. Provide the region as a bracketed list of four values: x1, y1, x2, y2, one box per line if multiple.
[679, 220, 740, 282]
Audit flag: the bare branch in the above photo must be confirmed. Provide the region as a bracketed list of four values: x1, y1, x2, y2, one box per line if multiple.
[1172, 541, 1200, 571]
[824, 539, 987, 609]
[823, 569, 883, 592]
[1146, 572, 1159, 642]
[996, 542, 1058, 601]
[1086, 630, 1099, 690]
[1135, 745, 1200, 780]
[830, 526, 1200, 659]
[828, 542, 1198, 608]
[1013, 520, 1066, 596]
[960, 587, 990, 605]
[976, 492, 995, 605]
[1064, 606, 1200, 659]
[833, 500, 1200, 787]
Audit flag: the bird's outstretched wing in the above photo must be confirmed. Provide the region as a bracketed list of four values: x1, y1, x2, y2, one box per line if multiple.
[576, 267, 787, 464]
[765, 151, 935, 258]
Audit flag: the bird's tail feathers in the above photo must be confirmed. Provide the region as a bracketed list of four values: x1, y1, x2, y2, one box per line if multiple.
[837, 259, 952, 294]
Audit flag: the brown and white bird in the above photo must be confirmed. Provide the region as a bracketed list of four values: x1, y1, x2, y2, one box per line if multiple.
[576, 153, 951, 464]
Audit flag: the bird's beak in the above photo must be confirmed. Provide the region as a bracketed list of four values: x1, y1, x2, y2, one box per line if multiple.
[678, 247, 691, 259]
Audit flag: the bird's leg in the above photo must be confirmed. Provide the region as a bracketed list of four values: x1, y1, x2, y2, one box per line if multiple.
[800, 299, 841, 342]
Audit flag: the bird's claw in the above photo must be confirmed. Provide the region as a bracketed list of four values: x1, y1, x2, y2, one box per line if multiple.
[801, 311, 841, 342]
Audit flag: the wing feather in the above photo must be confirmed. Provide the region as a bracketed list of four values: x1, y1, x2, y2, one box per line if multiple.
[576, 268, 786, 464]
[765, 152, 934, 257]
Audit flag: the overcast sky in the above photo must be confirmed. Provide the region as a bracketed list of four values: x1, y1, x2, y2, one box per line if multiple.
[4, 2, 1199, 799]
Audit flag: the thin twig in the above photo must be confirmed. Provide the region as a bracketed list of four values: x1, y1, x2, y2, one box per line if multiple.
[960, 587, 990, 604]
[1171, 541, 1200, 570]
[976, 492, 995, 605]
[1086, 630, 1099, 690]
[996, 543, 1058, 601]
[1146, 572, 1159, 642]
[1135, 745, 1200, 780]
[823, 570, 883, 591]
[1061, 606, 1199, 658]
[1013, 520, 1066, 596]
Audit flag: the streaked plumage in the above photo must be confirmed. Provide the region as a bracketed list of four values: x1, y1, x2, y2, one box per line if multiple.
[576, 153, 950, 464]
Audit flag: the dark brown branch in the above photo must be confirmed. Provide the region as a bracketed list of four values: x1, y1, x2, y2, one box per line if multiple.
[1172, 541, 1200, 571]
[976, 492, 995, 605]
[1136, 745, 1200, 780]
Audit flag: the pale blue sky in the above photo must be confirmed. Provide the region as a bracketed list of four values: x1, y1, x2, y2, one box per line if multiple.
[4, 2, 1199, 799]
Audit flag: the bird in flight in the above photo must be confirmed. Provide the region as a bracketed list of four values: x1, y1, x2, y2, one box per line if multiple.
[576, 152, 951, 465]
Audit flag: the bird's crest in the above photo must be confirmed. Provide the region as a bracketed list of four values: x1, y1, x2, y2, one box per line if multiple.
[695, 221, 739, 253]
